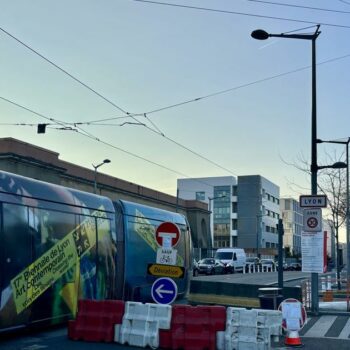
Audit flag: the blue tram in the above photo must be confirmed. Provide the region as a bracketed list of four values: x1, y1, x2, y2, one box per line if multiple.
[0, 171, 192, 332]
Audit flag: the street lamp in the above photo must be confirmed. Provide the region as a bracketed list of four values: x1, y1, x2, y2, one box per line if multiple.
[317, 138, 350, 290]
[208, 195, 227, 249]
[93, 159, 111, 194]
[251, 25, 321, 313]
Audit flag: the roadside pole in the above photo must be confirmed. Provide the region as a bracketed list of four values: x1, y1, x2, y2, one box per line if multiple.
[278, 219, 284, 290]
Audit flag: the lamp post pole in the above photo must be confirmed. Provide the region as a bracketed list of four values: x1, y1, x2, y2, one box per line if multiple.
[251, 25, 321, 313]
[93, 159, 111, 194]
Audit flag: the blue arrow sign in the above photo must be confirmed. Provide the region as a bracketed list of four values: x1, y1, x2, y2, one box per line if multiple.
[151, 277, 178, 304]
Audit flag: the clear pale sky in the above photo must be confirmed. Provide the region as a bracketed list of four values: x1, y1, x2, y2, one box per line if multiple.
[1, 1, 349, 206]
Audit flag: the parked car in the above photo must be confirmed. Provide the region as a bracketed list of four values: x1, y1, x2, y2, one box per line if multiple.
[245, 257, 260, 272]
[288, 262, 302, 271]
[197, 258, 226, 275]
[193, 259, 199, 277]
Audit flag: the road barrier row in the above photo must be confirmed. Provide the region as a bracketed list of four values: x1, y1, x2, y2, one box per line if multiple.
[302, 277, 350, 311]
[68, 300, 282, 349]
[243, 265, 277, 274]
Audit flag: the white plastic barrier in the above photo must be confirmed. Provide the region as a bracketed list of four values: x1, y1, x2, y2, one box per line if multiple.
[217, 307, 282, 350]
[256, 309, 282, 342]
[114, 301, 172, 348]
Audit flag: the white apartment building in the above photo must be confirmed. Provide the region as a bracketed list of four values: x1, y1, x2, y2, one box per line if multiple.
[177, 176, 237, 248]
[280, 198, 303, 257]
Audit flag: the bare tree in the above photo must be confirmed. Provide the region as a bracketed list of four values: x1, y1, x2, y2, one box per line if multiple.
[318, 166, 346, 289]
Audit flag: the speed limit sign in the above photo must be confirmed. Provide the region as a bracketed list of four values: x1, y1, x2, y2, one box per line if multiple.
[303, 208, 322, 232]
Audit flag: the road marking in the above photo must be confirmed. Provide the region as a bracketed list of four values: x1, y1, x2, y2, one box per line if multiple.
[22, 345, 48, 350]
[303, 315, 337, 337]
[338, 317, 350, 339]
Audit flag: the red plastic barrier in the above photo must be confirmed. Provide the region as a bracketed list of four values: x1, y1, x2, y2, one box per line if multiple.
[68, 299, 125, 342]
[159, 304, 226, 350]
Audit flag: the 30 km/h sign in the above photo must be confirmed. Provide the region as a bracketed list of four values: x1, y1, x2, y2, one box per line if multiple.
[155, 222, 181, 248]
[303, 208, 322, 232]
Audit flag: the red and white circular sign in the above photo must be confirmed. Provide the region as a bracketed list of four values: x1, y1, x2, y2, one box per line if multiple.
[155, 222, 181, 248]
[278, 298, 307, 331]
[307, 217, 318, 229]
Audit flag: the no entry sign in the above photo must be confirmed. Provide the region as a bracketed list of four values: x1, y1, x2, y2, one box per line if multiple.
[155, 222, 181, 248]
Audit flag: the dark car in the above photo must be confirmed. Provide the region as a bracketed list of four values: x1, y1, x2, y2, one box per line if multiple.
[245, 257, 260, 272]
[288, 262, 302, 271]
[197, 258, 226, 275]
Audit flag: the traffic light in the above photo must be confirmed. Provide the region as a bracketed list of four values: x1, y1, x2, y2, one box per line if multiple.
[37, 124, 46, 134]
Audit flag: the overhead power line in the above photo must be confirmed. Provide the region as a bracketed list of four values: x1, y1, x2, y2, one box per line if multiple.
[129, 53, 350, 117]
[0, 26, 240, 177]
[0, 95, 228, 188]
[247, 0, 350, 14]
[133, 0, 350, 29]
[0, 26, 130, 116]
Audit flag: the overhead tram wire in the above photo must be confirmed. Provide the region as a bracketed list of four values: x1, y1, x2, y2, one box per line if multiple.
[3, 25, 348, 182]
[0, 95, 226, 189]
[247, 0, 350, 14]
[0, 26, 241, 176]
[0, 27, 130, 117]
[81, 51, 350, 125]
[133, 53, 350, 117]
[133, 0, 350, 29]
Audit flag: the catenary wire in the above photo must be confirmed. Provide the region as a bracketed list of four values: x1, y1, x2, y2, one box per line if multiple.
[247, 0, 350, 14]
[136, 53, 350, 117]
[133, 0, 350, 29]
[0, 95, 224, 189]
[0, 26, 169, 137]
[0, 25, 239, 176]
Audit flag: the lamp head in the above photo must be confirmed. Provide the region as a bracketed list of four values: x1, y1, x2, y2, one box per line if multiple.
[251, 29, 269, 40]
[331, 162, 347, 169]
[103, 159, 111, 164]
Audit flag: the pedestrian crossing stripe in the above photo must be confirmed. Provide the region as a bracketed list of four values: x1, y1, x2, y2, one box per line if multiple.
[300, 316, 350, 339]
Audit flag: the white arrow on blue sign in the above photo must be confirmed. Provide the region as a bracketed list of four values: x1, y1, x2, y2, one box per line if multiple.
[151, 277, 178, 304]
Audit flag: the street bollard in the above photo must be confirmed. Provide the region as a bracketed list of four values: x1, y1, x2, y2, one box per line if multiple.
[327, 276, 332, 290]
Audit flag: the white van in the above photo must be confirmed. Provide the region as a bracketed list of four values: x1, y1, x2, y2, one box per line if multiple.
[214, 248, 246, 273]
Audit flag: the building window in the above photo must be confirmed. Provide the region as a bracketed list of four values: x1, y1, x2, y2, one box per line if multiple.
[196, 191, 205, 201]
[232, 185, 237, 196]
[232, 202, 237, 213]
[232, 219, 237, 230]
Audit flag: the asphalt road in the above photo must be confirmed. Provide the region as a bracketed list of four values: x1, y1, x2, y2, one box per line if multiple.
[1, 323, 350, 350]
[193, 270, 311, 286]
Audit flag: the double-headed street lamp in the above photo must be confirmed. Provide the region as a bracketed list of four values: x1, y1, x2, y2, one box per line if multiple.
[93, 159, 111, 194]
[251, 25, 321, 313]
[317, 138, 350, 289]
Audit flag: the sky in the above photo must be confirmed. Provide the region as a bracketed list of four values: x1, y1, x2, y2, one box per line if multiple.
[0, 1, 349, 207]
